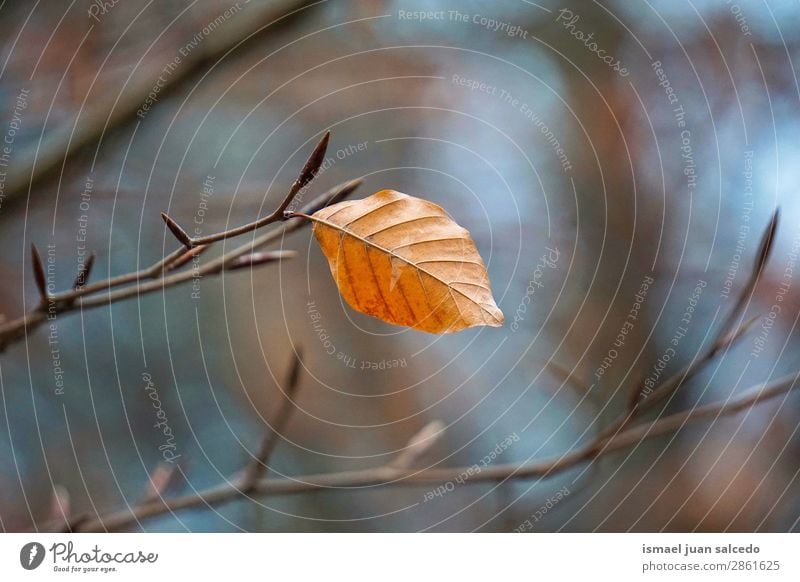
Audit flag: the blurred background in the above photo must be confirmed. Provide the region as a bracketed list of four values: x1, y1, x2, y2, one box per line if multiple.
[0, 0, 799, 532]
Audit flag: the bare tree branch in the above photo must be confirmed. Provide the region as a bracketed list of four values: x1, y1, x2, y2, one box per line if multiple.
[55, 371, 797, 533]
[622, 212, 778, 420]
[161, 133, 330, 248]
[0, 173, 363, 353]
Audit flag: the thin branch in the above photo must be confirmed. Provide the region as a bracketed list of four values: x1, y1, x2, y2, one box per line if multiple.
[60, 372, 798, 533]
[240, 348, 304, 491]
[625, 211, 778, 415]
[625, 314, 759, 417]
[591, 217, 776, 447]
[717, 209, 778, 341]
[59, 132, 332, 302]
[161, 132, 330, 248]
[264, 369, 781, 478]
[0, 177, 362, 353]
[56, 247, 187, 301]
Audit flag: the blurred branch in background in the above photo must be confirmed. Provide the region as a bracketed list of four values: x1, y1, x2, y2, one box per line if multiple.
[45, 362, 798, 532]
[0, 0, 317, 208]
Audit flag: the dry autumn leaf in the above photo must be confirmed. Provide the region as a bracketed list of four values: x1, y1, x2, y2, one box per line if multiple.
[299, 189, 504, 333]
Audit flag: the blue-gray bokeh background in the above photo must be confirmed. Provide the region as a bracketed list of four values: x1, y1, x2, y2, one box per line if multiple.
[0, 0, 798, 531]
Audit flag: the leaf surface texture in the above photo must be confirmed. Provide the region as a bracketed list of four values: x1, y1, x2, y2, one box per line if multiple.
[309, 190, 504, 333]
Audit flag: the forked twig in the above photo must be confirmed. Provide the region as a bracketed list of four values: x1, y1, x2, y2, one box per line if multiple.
[0, 133, 363, 353]
[599, 211, 780, 440]
[161, 133, 330, 248]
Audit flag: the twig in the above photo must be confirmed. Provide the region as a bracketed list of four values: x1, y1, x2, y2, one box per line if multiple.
[0, 161, 362, 353]
[56, 372, 798, 533]
[624, 212, 778, 416]
[716, 209, 778, 342]
[161, 132, 330, 248]
[240, 348, 304, 491]
[625, 314, 759, 416]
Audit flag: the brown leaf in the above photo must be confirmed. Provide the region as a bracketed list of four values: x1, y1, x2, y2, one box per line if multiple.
[307, 190, 504, 333]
